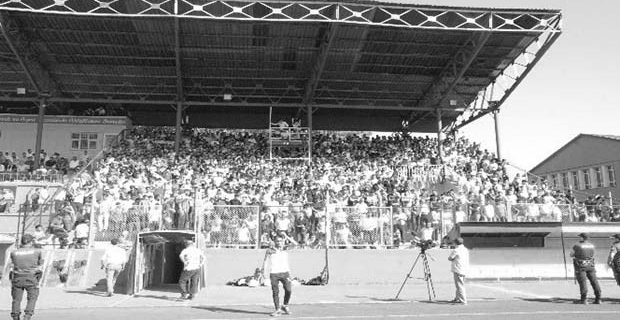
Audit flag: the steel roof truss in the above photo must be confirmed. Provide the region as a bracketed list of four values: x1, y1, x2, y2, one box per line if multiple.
[0, 1, 561, 32]
[447, 20, 562, 132]
[408, 31, 490, 128]
[297, 22, 338, 117]
[0, 11, 61, 97]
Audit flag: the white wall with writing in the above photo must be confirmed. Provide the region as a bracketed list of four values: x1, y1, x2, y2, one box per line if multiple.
[0, 115, 129, 157]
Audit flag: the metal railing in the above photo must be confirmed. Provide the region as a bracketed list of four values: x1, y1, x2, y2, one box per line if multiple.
[0, 172, 64, 183]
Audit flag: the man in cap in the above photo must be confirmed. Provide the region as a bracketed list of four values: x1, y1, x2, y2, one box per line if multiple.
[9, 234, 44, 320]
[178, 239, 204, 300]
[448, 237, 469, 305]
[101, 238, 127, 297]
[570, 233, 602, 304]
[607, 234, 620, 287]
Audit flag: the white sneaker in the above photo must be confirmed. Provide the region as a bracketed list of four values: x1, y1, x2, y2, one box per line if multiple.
[281, 305, 291, 315]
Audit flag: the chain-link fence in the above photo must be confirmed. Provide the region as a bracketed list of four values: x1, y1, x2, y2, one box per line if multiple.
[92, 202, 165, 242]
[328, 205, 393, 248]
[198, 205, 260, 248]
[6, 197, 620, 250]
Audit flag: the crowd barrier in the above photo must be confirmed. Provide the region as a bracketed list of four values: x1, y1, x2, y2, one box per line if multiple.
[3, 200, 619, 251]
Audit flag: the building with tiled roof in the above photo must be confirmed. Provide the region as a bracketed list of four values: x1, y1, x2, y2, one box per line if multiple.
[531, 134, 620, 202]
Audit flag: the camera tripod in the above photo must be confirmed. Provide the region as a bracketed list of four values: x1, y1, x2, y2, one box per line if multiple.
[395, 249, 436, 301]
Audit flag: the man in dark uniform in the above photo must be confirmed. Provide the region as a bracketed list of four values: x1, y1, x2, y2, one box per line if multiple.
[9, 234, 44, 320]
[570, 233, 602, 304]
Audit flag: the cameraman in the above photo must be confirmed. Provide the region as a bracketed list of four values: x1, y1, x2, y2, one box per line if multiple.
[448, 237, 469, 305]
[9, 234, 44, 320]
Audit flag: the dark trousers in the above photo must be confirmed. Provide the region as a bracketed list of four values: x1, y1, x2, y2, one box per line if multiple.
[575, 268, 601, 299]
[179, 269, 200, 296]
[270, 272, 292, 310]
[11, 276, 40, 317]
[394, 224, 406, 243]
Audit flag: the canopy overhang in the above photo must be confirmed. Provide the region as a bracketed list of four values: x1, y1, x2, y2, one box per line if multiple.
[0, 0, 562, 132]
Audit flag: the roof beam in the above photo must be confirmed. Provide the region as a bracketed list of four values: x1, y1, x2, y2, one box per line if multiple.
[297, 22, 339, 118]
[349, 8, 377, 73]
[0, 95, 464, 112]
[407, 31, 490, 129]
[0, 11, 61, 97]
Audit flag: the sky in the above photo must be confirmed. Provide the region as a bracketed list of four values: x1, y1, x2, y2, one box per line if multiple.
[412, 0, 620, 170]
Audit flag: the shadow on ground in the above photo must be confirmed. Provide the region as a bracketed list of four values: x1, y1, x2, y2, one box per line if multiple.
[134, 294, 184, 301]
[419, 299, 463, 305]
[521, 297, 587, 304]
[192, 306, 271, 315]
[522, 297, 620, 304]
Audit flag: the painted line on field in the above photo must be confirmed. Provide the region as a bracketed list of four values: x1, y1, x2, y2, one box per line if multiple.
[187, 310, 620, 320]
[469, 283, 552, 299]
[108, 295, 134, 307]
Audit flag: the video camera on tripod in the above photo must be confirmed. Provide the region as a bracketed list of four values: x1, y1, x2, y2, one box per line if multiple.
[395, 237, 437, 301]
[412, 238, 437, 252]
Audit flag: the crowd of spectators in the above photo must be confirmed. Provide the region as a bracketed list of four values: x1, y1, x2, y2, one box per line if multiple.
[16, 125, 619, 249]
[0, 148, 93, 183]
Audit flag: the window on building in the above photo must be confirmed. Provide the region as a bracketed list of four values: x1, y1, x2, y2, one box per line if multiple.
[571, 171, 580, 190]
[594, 167, 603, 189]
[71, 133, 98, 150]
[551, 174, 558, 189]
[608, 165, 617, 187]
[561, 172, 569, 189]
[583, 169, 591, 190]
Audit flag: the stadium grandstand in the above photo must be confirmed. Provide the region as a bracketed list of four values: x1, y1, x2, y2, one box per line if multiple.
[3, 0, 619, 294]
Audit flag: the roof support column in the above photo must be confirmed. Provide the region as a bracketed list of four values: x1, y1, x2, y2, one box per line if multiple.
[174, 102, 182, 157]
[34, 99, 46, 169]
[173, 0, 184, 158]
[436, 108, 443, 162]
[307, 103, 313, 178]
[493, 109, 502, 159]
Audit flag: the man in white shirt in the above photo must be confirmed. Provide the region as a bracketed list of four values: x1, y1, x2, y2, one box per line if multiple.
[100, 239, 127, 297]
[262, 233, 298, 317]
[74, 219, 89, 248]
[448, 237, 469, 305]
[178, 239, 205, 300]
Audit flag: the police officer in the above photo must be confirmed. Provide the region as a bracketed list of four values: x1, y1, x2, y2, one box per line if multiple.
[570, 233, 602, 304]
[608, 234, 620, 288]
[9, 234, 44, 320]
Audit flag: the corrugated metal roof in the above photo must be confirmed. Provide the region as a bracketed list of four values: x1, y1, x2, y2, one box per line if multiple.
[0, 1, 561, 131]
[586, 134, 620, 142]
